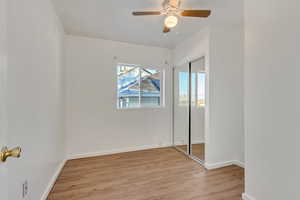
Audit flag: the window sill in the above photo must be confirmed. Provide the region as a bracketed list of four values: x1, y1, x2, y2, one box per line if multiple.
[116, 106, 165, 111]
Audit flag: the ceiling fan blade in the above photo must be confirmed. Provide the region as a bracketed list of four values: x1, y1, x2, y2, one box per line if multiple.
[163, 26, 170, 33]
[181, 10, 211, 17]
[132, 11, 161, 16]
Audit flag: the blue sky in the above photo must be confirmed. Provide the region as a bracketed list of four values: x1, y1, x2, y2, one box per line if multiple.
[179, 72, 205, 99]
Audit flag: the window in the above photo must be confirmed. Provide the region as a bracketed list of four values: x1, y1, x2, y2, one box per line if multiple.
[117, 64, 162, 109]
[178, 71, 205, 107]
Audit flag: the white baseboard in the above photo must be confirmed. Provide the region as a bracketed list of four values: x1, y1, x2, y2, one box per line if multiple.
[205, 161, 234, 170]
[67, 143, 173, 160]
[205, 160, 245, 170]
[232, 160, 245, 168]
[41, 159, 67, 200]
[174, 140, 205, 146]
[242, 193, 256, 200]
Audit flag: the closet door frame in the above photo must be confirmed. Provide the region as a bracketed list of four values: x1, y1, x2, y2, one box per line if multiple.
[188, 62, 192, 155]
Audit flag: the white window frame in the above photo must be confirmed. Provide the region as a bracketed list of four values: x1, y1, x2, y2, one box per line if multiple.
[116, 63, 165, 110]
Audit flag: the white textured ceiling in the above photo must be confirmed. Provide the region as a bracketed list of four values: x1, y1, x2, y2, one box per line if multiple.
[52, 0, 213, 49]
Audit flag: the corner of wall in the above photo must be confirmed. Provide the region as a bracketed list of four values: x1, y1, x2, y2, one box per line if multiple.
[41, 160, 67, 200]
[242, 193, 256, 200]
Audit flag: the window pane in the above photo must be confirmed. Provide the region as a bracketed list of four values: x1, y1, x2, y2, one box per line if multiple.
[140, 68, 161, 107]
[117, 66, 140, 108]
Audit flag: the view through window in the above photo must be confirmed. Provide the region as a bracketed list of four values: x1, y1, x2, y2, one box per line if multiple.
[179, 72, 205, 107]
[117, 64, 162, 109]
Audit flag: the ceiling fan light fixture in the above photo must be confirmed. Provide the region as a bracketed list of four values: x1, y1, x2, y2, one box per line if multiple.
[164, 15, 178, 28]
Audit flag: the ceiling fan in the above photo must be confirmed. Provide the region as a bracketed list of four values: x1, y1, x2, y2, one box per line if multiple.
[132, 0, 211, 33]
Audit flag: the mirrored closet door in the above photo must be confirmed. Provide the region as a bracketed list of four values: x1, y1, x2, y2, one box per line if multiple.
[173, 63, 189, 154]
[191, 58, 206, 161]
[173, 57, 206, 163]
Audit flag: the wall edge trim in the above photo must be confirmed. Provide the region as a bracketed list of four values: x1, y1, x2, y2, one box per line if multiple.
[41, 159, 67, 200]
[242, 193, 256, 200]
[205, 160, 245, 170]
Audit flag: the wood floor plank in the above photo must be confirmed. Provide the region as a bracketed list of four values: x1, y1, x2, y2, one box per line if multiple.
[48, 147, 244, 200]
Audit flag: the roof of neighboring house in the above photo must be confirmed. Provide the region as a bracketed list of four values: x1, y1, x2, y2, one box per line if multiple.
[118, 71, 160, 97]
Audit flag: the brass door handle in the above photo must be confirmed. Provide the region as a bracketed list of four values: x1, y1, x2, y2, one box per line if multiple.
[0, 146, 21, 162]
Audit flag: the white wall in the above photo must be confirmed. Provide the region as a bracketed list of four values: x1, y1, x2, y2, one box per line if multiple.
[172, 28, 210, 67]
[6, 0, 65, 199]
[64, 35, 172, 158]
[0, 0, 8, 199]
[244, 0, 300, 199]
[172, 0, 244, 167]
[207, 0, 244, 165]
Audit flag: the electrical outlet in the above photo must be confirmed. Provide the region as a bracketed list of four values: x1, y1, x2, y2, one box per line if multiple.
[22, 180, 28, 198]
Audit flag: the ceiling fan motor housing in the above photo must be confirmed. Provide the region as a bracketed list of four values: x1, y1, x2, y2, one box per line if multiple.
[162, 0, 182, 16]
[164, 0, 181, 8]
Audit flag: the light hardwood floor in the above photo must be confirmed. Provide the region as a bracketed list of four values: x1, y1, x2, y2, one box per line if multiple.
[191, 143, 205, 160]
[48, 147, 244, 200]
[176, 143, 205, 160]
